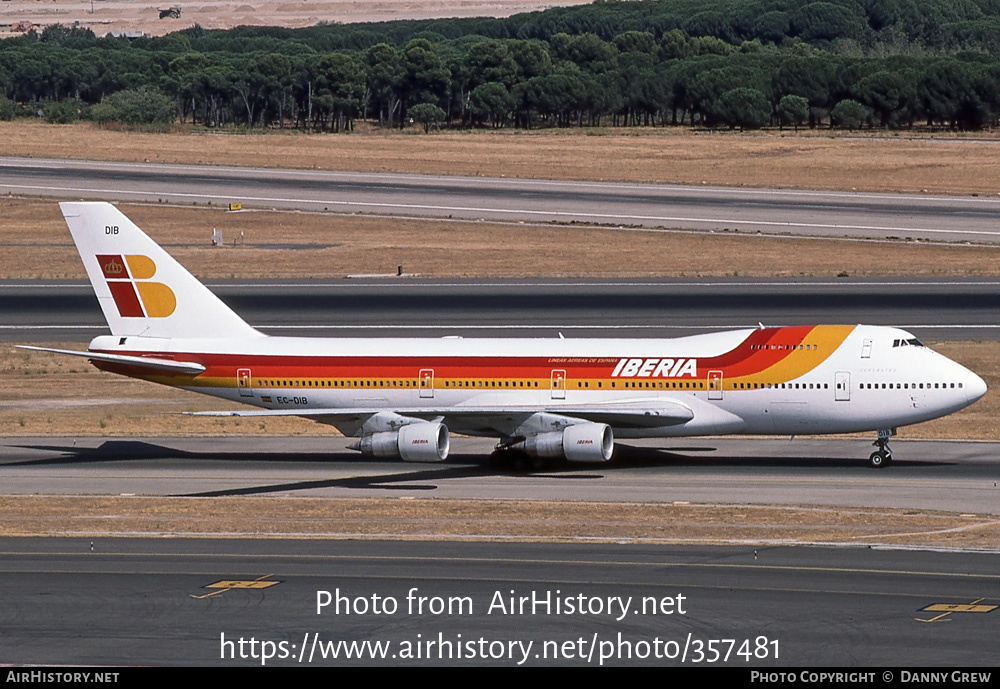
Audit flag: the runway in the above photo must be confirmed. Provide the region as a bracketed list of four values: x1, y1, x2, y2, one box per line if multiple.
[2, 537, 997, 666]
[3, 436, 999, 514]
[3, 277, 999, 342]
[3, 156, 1000, 243]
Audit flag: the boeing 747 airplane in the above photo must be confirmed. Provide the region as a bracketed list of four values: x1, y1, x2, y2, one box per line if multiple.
[26, 202, 987, 468]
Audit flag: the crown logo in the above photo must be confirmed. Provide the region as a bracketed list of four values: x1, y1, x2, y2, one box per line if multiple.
[104, 258, 123, 275]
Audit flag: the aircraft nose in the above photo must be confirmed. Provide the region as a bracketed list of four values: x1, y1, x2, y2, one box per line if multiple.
[966, 370, 987, 404]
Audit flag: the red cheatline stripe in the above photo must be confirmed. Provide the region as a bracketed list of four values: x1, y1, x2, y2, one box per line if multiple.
[107, 281, 144, 318]
[89, 325, 849, 378]
[708, 325, 814, 377]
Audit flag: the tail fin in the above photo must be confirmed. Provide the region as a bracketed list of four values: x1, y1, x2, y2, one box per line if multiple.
[60, 202, 262, 340]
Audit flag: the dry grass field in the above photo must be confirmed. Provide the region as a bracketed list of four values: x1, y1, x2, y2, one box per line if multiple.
[5, 121, 1000, 194]
[1, 496, 997, 549]
[0, 0, 589, 38]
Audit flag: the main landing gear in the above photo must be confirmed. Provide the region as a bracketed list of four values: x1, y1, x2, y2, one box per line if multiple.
[490, 443, 548, 471]
[869, 428, 896, 468]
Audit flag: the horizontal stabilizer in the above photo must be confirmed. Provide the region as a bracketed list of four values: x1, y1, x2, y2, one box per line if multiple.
[18, 346, 206, 375]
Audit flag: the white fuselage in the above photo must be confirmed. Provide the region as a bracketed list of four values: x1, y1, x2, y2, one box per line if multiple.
[88, 324, 986, 440]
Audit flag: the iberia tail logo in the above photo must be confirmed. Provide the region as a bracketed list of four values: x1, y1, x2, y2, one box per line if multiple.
[97, 254, 176, 318]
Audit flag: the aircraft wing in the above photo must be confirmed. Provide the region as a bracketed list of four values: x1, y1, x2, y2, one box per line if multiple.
[17, 346, 207, 375]
[188, 398, 695, 433]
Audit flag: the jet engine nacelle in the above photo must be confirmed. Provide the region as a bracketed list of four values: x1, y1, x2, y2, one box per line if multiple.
[355, 422, 450, 462]
[517, 423, 614, 462]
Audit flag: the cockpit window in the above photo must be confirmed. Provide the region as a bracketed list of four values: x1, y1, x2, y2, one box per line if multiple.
[892, 338, 925, 348]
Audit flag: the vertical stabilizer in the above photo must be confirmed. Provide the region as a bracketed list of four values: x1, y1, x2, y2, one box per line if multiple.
[60, 202, 262, 340]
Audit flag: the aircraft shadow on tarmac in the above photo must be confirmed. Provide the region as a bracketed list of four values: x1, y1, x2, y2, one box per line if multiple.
[7, 440, 367, 467]
[8, 439, 937, 470]
[6, 440, 490, 496]
[185, 467, 482, 497]
[4, 440, 952, 498]
[611, 445, 950, 469]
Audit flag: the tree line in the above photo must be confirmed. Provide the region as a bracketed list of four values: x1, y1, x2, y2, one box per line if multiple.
[1, 0, 1000, 131]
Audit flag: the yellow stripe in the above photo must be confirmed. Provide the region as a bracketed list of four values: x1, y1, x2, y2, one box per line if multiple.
[729, 325, 855, 386]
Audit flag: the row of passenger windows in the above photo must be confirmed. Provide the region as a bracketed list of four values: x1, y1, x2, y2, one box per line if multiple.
[706, 381, 962, 391]
[255, 378, 961, 391]
[444, 380, 540, 388]
[578, 381, 703, 389]
[861, 382, 962, 389]
[258, 379, 546, 389]
[725, 381, 963, 391]
[259, 379, 423, 388]
[732, 382, 828, 390]
[749, 343, 818, 351]
[255, 378, 705, 389]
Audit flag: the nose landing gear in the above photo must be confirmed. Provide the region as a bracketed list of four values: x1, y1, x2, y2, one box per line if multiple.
[869, 428, 896, 468]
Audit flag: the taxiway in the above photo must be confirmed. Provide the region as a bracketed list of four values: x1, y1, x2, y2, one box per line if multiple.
[2, 278, 999, 341]
[3, 156, 1000, 242]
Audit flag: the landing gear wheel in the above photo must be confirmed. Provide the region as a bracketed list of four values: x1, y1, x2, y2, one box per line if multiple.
[869, 451, 891, 469]
[488, 444, 516, 469]
[870, 430, 895, 468]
